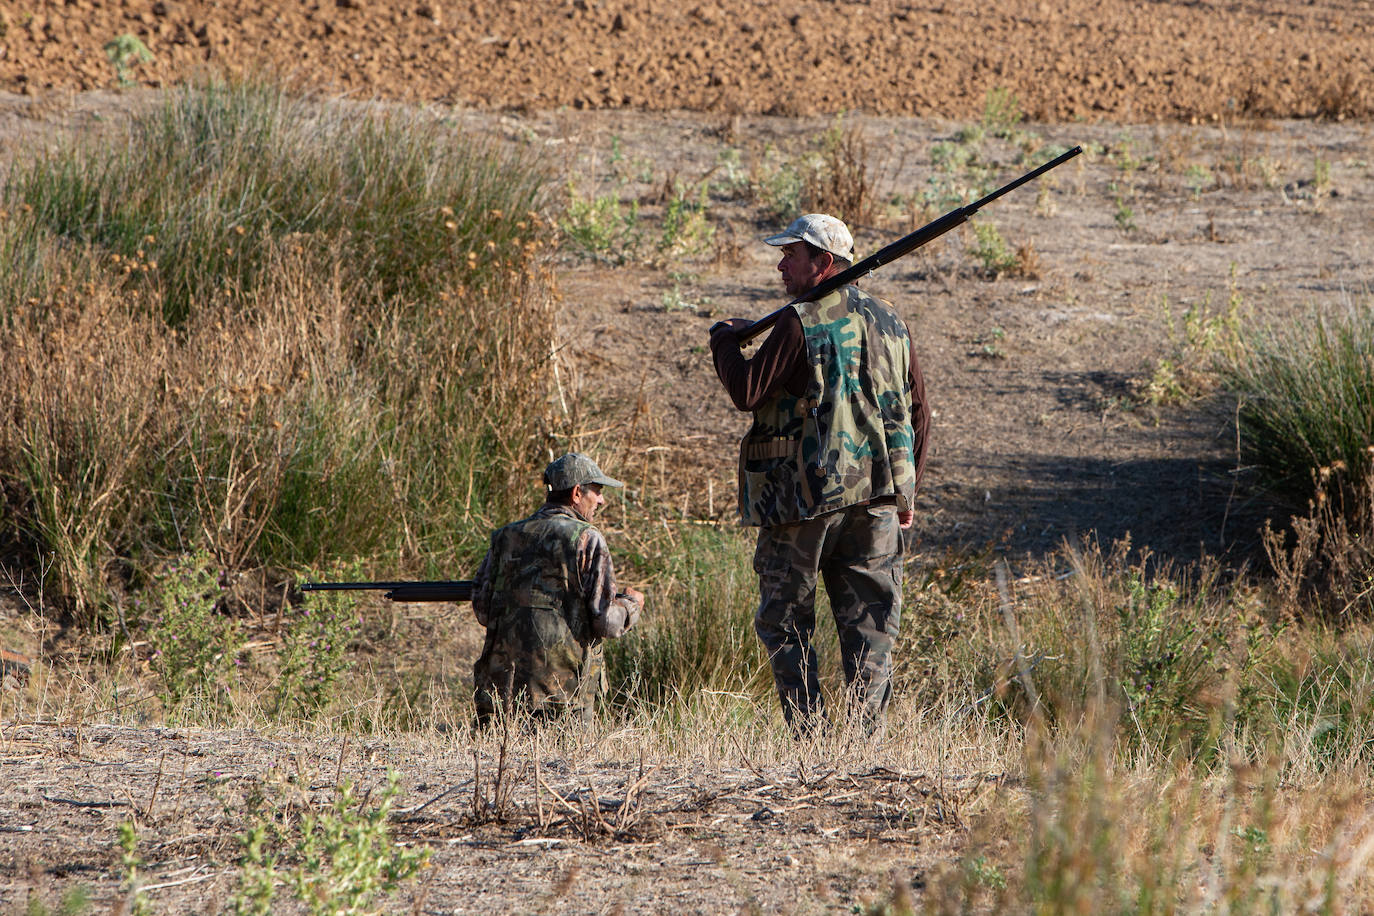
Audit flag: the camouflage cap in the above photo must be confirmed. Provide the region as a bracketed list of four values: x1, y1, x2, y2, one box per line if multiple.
[763, 213, 854, 262]
[543, 453, 623, 490]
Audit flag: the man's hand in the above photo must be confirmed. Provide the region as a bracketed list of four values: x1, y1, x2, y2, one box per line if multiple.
[624, 587, 645, 629]
[708, 317, 752, 341]
[898, 510, 914, 530]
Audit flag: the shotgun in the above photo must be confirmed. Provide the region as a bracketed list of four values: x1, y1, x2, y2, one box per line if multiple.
[734, 145, 1082, 345]
[299, 580, 474, 602]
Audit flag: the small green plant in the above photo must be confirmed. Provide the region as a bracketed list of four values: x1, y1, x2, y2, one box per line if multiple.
[925, 139, 997, 209]
[230, 771, 430, 916]
[750, 142, 806, 222]
[1184, 163, 1215, 199]
[143, 550, 242, 717]
[103, 34, 154, 88]
[1111, 131, 1146, 173]
[712, 147, 749, 198]
[970, 326, 1007, 359]
[560, 184, 642, 263]
[1313, 156, 1332, 198]
[24, 887, 92, 916]
[233, 822, 277, 916]
[288, 772, 430, 916]
[968, 220, 1019, 277]
[1116, 573, 1225, 750]
[658, 181, 714, 260]
[965, 854, 1007, 890]
[1109, 181, 1137, 232]
[660, 271, 712, 313]
[116, 820, 150, 916]
[980, 87, 1025, 140]
[1145, 283, 1244, 405]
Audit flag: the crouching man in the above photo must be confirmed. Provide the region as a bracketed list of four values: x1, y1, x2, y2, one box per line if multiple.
[471, 453, 645, 726]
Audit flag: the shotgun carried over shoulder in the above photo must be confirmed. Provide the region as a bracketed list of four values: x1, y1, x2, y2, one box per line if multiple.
[735, 145, 1083, 346]
[300, 580, 474, 602]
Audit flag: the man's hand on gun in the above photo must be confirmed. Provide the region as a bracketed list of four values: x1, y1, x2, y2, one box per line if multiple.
[709, 317, 753, 341]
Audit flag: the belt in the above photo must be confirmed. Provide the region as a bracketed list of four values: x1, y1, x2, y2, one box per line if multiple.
[742, 437, 799, 460]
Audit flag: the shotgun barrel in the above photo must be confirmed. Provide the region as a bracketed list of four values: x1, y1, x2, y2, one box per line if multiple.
[299, 580, 474, 602]
[734, 145, 1083, 346]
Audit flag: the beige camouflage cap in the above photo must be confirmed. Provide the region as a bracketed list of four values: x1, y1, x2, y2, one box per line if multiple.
[543, 453, 623, 490]
[763, 213, 854, 261]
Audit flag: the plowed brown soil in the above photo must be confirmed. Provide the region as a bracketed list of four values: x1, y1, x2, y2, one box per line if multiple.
[4, 0, 1374, 122]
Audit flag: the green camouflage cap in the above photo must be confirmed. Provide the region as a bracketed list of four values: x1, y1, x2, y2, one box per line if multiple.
[543, 452, 623, 490]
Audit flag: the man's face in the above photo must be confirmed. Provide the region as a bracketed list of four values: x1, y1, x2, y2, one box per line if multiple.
[571, 483, 606, 521]
[776, 241, 831, 296]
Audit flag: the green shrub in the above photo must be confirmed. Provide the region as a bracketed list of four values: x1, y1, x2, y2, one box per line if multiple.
[143, 550, 242, 719]
[103, 34, 153, 88]
[560, 183, 642, 262]
[658, 181, 714, 259]
[271, 600, 360, 720]
[234, 771, 429, 916]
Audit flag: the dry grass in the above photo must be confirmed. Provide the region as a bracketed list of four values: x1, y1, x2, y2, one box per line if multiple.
[0, 81, 557, 626]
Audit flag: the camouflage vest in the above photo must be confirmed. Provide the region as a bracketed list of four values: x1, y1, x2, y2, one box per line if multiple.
[737, 286, 916, 527]
[472, 504, 604, 717]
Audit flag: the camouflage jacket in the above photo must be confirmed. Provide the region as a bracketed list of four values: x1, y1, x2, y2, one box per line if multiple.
[738, 286, 917, 527]
[470, 502, 639, 718]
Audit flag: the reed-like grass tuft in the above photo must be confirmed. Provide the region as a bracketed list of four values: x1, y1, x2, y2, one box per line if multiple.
[1221, 298, 1374, 510]
[6, 78, 547, 326]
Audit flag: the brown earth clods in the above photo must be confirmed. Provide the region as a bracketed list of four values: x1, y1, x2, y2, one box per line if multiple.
[4, 0, 1374, 122]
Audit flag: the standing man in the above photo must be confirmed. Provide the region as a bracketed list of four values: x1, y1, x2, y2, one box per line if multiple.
[709, 213, 931, 734]
[471, 453, 644, 725]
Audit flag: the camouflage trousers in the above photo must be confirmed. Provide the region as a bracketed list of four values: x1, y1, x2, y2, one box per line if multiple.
[753, 501, 904, 734]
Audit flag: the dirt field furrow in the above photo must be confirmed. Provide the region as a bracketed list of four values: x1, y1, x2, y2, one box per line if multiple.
[4, 0, 1373, 122]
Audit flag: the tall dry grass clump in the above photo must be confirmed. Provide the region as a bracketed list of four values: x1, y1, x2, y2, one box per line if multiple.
[0, 78, 556, 626]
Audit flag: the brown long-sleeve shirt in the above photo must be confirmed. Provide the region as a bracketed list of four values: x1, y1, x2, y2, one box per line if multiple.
[710, 306, 932, 492]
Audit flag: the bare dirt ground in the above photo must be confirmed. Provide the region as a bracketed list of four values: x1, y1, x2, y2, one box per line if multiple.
[3, 1, 1374, 912]
[1, 722, 982, 914]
